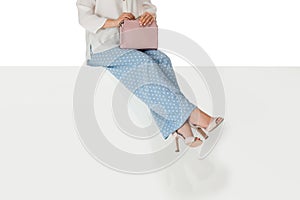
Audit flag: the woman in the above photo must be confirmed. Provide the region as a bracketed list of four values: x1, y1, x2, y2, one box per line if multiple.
[76, 0, 224, 152]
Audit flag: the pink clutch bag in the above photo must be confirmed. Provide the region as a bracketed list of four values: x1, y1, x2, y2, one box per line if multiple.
[119, 18, 158, 49]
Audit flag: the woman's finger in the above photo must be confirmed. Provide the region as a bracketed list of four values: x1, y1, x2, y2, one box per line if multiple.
[140, 14, 149, 24]
[139, 12, 150, 23]
[130, 13, 136, 19]
[121, 15, 133, 21]
[121, 13, 133, 20]
[142, 15, 152, 26]
[125, 13, 135, 19]
[139, 14, 145, 23]
[123, 14, 131, 19]
[149, 18, 154, 25]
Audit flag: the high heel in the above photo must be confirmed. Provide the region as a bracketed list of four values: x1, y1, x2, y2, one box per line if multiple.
[205, 117, 224, 132]
[189, 124, 209, 139]
[189, 117, 224, 138]
[173, 130, 203, 152]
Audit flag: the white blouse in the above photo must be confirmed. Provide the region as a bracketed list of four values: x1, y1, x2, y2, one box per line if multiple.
[76, 0, 157, 60]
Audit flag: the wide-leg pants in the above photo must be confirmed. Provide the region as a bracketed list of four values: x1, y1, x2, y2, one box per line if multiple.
[87, 46, 197, 140]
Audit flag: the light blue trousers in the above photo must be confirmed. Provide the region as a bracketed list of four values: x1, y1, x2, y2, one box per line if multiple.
[87, 46, 197, 140]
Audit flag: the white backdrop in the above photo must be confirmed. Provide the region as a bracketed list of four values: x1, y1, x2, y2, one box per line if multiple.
[0, 0, 299, 200]
[0, 0, 300, 66]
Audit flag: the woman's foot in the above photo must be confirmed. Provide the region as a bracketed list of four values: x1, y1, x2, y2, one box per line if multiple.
[188, 108, 224, 132]
[173, 121, 203, 152]
[188, 108, 212, 129]
[176, 121, 194, 138]
[205, 117, 224, 132]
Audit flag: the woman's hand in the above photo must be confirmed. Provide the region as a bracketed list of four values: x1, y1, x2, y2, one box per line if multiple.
[102, 12, 135, 28]
[116, 12, 136, 26]
[139, 12, 155, 26]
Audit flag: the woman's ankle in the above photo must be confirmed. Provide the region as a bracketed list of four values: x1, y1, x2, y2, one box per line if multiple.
[177, 121, 193, 138]
[189, 108, 211, 129]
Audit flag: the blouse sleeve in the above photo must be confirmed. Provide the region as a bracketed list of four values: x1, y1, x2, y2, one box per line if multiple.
[142, 0, 157, 17]
[76, 0, 108, 33]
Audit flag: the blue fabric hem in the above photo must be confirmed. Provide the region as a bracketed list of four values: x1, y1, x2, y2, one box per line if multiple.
[163, 103, 198, 140]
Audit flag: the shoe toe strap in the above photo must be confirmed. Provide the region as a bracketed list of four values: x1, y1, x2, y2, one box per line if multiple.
[185, 137, 201, 144]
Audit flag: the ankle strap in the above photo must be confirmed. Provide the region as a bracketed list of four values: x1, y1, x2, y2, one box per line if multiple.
[175, 130, 185, 139]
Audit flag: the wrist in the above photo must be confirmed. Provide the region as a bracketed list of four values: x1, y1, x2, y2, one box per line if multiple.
[113, 19, 120, 27]
[103, 19, 119, 28]
[108, 19, 118, 27]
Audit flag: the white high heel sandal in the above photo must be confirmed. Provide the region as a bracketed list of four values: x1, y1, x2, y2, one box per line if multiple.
[189, 117, 224, 138]
[172, 130, 203, 152]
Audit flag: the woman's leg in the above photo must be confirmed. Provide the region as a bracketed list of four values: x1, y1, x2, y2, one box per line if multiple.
[104, 49, 197, 140]
[140, 49, 213, 129]
[139, 49, 180, 89]
[139, 49, 201, 137]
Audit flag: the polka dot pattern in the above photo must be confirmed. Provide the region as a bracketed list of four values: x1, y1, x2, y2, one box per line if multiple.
[87, 46, 197, 140]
